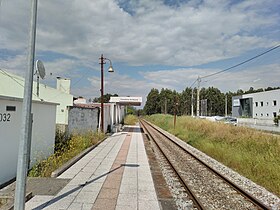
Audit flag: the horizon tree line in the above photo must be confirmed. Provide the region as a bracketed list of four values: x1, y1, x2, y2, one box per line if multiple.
[143, 86, 280, 116]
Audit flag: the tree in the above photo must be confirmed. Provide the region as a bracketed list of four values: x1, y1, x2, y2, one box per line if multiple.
[159, 88, 175, 114]
[144, 85, 280, 117]
[179, 87, 192, 115]
[93, 93, 118, 103]
[225, 91, 234, 115]
[126, 106, 136, 115]
[144, 88, 161, 115]
[236, 89, 244, 96]
[200, 87, 224, 116]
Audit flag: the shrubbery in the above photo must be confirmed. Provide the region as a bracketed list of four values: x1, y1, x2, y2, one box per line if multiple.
[273, 115, 280, 126]
[28, 131, 105, 177]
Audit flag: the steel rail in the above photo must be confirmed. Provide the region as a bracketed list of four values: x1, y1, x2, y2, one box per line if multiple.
[140, 118, 271, 210]
[140, 119, 205, 210]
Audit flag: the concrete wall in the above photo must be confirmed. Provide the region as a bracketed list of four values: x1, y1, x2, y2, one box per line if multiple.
[68, 106, 99, 134]
[0, 71, 73, 125]
[67, 104, 125, 134]
[0, 96, 57, 186]
[237, 118, 275, 126]
[251, 90, 280, 119]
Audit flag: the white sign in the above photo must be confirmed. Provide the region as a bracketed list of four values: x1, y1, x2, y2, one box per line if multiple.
[233, 99, 240, 107]
[109, 97, 142, 106]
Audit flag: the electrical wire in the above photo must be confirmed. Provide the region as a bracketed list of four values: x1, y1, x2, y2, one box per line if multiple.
[0, 68, 25, 87]
[0, 67, 74, 102]
[190, 78, 198, 88]
[0, 68, 44, 101]
[189, 43, 280, 87]
[201, 43, 280, 79]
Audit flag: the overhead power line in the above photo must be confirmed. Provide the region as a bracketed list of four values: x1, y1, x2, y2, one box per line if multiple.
[190, 78, 198, 88]
[189, 43, 280, 87]
[201, 43, 280, 79]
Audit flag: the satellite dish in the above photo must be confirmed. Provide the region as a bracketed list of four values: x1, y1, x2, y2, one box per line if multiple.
[36, 60, 46, 79]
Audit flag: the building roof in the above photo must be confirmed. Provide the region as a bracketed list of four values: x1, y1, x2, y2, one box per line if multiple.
[109, 96, 142, 106]
[73, 103, 111, 109]
[0, 95, 59, 106]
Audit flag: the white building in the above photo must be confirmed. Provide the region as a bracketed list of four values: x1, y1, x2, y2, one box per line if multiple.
[0, 70, 74, 186]
[0, 71, 73, 125]
[0, 95, 57, 186]
[232, 89, 280, 120]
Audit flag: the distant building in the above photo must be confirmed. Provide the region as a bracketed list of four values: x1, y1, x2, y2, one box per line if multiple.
[73, 96, 87, 105]
[0, 71, 73, 126]
[232, 89, 280, 119]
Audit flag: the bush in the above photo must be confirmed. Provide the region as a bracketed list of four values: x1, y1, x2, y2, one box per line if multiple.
[273, 115, 280, 125]
[28, 132, 105, 177]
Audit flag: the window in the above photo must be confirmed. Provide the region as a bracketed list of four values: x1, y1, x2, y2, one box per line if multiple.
[273, 100, 277, 106]
[273, 112, 277, 117]
[255, 102, 258, 107]
[261, 113, 263, 116]
[266, 113, 269, 117]
[260, 101, 263, 106]
[6, 106, 16, 111]
[266, 102, 269, 106]
[255, 113, 257, 116]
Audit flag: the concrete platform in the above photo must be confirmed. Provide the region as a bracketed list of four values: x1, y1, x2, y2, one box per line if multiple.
[25, 125, 160, 210]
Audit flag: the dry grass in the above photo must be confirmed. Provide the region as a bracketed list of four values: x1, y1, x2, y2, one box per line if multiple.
[28, 132, 105, 177]
[146, 114, 280, 196]
[124, 114, 138, 125]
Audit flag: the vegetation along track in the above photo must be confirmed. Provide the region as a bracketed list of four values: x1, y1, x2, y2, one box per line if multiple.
[139, 118, 271, 210]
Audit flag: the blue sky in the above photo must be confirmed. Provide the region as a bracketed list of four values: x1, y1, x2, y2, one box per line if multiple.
[0, 0, 279, 106]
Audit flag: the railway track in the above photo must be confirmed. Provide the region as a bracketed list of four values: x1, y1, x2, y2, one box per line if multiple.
[140, 118, 271, 210]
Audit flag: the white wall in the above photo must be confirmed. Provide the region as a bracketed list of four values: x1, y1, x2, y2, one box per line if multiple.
[0, 71, 73, 124]
[0, 96, 57, 186]
[251, 90, 280, 119]
[239, 89, 280, 120]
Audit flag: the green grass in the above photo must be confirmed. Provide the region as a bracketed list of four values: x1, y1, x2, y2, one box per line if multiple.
[124, 114, 138, 125]
[28, 132, 105, 177]
[145, 114, 280, 196]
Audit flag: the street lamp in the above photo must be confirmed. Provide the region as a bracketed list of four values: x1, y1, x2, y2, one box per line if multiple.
[99, 54, 114, 132]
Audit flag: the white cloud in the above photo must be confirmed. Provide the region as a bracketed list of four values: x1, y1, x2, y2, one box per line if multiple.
[0, 0, 279, 66]
[0, 54, 27, 76]
[141, 63, 280, 93]
[76, 62, 280, 108]
[0, 0, 279, 107]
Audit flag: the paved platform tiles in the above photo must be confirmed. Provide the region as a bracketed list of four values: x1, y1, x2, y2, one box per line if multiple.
[25, 126, 160, 210]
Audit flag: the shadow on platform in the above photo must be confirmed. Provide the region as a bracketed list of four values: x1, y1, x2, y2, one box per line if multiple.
[32, 163, 139, 210]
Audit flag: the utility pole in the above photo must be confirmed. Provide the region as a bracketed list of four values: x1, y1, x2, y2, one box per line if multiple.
[191, 89, 194, 117]
[14, 0, 38, 209]
[196, 76, 201, 117]
[225, 94, 228, 117]
[173, 97, 178, 129]
[100, 54, 104, 133]
[164, 97, 167, 114]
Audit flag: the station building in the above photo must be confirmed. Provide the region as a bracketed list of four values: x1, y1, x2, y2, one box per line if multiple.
[0, 70, 73, 186]
[232, 89, 280, 120]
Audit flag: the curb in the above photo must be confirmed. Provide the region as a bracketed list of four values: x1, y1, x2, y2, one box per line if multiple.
[51, 137, 107, 178]
[1, 192, 32, 210]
